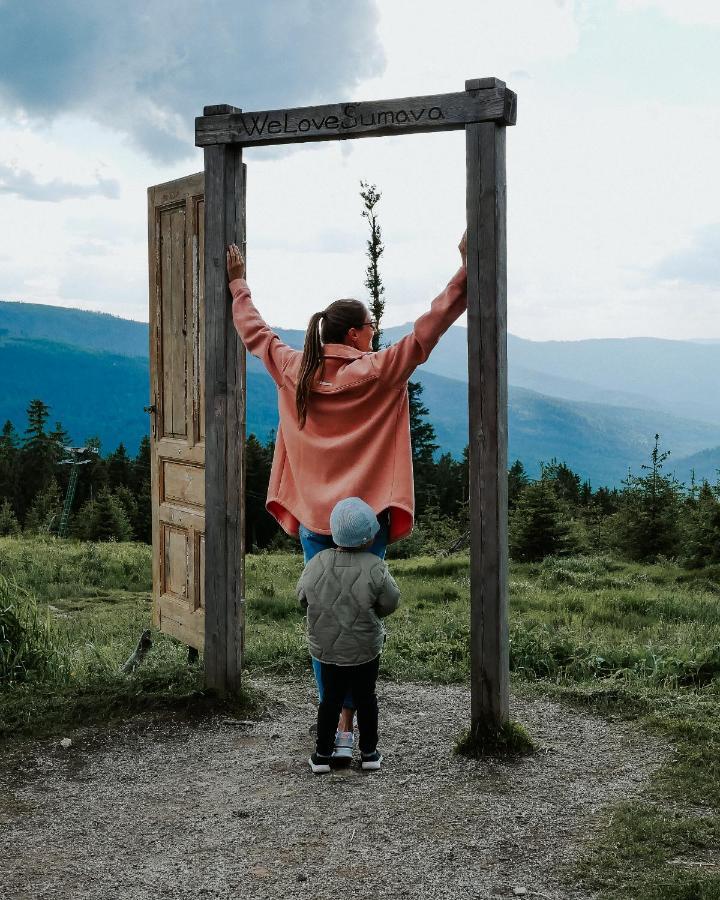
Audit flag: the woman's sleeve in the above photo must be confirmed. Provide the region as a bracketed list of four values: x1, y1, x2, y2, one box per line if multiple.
[374, 268, 467, 387]
[230, 278, 300, 387]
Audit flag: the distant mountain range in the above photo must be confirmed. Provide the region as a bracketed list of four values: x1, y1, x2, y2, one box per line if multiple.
[1, 300, 718, 488]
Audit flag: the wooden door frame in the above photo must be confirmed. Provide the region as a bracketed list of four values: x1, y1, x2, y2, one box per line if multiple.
[194, 78, 517, 732]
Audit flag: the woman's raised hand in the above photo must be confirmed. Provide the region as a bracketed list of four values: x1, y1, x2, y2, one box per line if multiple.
[459, 230, 467, 268]
[226, 243, 246, 281]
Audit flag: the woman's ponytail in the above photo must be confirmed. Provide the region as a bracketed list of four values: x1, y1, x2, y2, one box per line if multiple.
[296, 311, 325, 429]
[295, 298, 368, 429]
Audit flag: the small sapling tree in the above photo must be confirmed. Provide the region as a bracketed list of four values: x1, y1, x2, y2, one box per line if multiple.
[617, 434, 682, 562]
[360, 180, 385, 351]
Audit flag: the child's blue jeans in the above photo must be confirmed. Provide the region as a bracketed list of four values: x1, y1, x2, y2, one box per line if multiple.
[299, 511, 389, 708]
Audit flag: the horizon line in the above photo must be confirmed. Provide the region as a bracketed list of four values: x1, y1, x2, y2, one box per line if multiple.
[0, 298, 718, 345]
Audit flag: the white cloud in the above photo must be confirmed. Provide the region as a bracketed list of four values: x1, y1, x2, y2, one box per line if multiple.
[359, 0, 580, 98]
[651, 223, 720, 287]
[0, 162, 119, 201]
[0, 1, 385, 162]
[617, 0, 720, 26]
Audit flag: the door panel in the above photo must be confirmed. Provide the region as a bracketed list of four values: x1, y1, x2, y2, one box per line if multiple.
[195, 197, 206, 443]
[148, 172, 205, 649]
[159, 205, 188, 439]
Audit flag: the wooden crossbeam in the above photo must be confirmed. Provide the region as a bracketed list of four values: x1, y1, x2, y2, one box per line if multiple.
[196, 86, 516, 148]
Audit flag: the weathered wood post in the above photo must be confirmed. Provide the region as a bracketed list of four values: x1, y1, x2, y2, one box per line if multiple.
[203, 104, 246, 694]
[465, 78, 512, 731]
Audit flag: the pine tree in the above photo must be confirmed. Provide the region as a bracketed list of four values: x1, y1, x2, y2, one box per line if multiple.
[408, 381, 439, 515]
[129, 436, 152, 544]
[580, 480, 593, 507]
[543, 459, 582, 506]
[72, 435, 108, 511]
[683, 480, 720, 568]
[245, 434, 277, 550]
[48, 421, 73, 503]
[73, 489, 133, 542]
[0, 498, 20, 536]
[0, 420, 19, 510]
[508, 460, 529, 510]
[47, 421, 71, 459]
[113, 485, 138, 540]
[19, 400, 55, 521]
[107, 443, 132, 491]
[617, 435, 682, 562]
[594, 486, 619, 516]
[433, 452, 465, 518]
[408, 382, 438, 463]
[131, 436, 151, 492]
[133, 479, 152, 544]
[360, 180, 385, 351]
[509, 478, 570, 562]
[24, 478, 62, 534]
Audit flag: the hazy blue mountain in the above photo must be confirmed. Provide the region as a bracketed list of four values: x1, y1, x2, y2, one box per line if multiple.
[2, 302, 719, 487]
[7, 299, 715, 426]
[0, 300, 148, 357]
[0, 334, 150, 454]
[383, 324, 720, 426]
[671, 446, 720, 485]
[409, 368, 720, 486]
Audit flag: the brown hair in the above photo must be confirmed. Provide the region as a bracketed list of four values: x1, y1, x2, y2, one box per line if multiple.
[296, 298, 368, 429]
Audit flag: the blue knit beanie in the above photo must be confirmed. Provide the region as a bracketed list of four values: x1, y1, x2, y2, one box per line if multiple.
[329, 497, 380, 548]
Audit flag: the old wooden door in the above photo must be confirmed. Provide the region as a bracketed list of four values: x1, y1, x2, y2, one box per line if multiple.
[148, 172, 206, 649]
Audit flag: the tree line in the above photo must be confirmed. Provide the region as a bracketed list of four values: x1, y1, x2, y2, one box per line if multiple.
[1, 399, 718, 569]
[0, 399, 151, 543]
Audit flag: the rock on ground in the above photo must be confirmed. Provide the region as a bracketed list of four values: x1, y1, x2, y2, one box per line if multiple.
[0, 677, 666, 900]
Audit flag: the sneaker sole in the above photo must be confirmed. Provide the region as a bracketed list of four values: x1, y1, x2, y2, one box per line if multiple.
[308, 757, 331, 774]
[332, 748, 353, 760]
[361, 757, 383, 771]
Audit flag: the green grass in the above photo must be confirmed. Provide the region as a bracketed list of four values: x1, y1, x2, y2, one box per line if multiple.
[0, 537, 256, 737]
[1, 538, 719, 897]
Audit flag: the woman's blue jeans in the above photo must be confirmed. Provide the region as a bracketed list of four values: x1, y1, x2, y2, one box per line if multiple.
[300, 511, 389, 708]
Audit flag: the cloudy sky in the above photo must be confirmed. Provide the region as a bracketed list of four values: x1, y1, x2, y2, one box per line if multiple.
[0, 0, 717, 340]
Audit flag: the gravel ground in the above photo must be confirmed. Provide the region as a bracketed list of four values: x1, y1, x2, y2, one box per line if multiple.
[0, 676, 667, 900]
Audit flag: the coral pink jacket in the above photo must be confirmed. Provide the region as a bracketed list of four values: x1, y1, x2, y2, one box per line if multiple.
[230, 268, 467, 543]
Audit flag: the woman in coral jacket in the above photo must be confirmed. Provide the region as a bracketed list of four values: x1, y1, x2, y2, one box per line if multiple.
[226, 234, 467, 747]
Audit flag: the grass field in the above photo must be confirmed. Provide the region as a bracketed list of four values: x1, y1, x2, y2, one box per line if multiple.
[1, 536, 719, 897]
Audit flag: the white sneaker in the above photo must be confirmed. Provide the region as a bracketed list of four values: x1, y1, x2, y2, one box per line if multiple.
[333, 730, 354, 761]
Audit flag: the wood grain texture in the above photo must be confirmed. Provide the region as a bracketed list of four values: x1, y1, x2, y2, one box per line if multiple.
[203, 146, 246, 694]
[148, 172, 205, 651]
[466, 121, 510, 730]
[160, 206, 187, 438]
[195, 87, 515, 148]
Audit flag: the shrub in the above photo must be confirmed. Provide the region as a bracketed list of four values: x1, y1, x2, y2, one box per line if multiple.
[509, 479, 571, 561]
[0, 499, 20, 536]
[0, 573, 62, 686]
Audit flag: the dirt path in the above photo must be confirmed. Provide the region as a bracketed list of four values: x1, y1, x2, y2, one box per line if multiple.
[1, 677, 666, 900]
